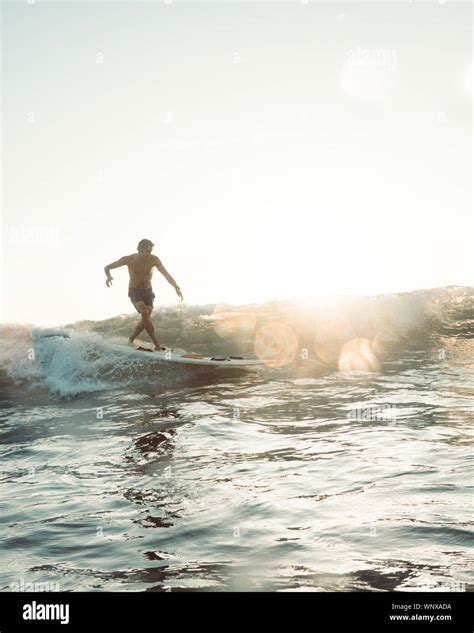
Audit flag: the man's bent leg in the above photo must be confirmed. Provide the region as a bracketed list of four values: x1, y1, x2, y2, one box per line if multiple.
[131, 302, 160, 349]
[129, 319, 145, 344]
[129, 305, 153, 343]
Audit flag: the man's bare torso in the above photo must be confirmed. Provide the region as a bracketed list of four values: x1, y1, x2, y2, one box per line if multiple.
[126, 253, 157, 289]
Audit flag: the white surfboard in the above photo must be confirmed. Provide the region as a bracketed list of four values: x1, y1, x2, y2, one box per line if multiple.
[33, 330, 267, 368]
[110, 342, 267, 367]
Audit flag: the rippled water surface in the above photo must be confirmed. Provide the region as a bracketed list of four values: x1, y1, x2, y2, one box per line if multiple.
[1, 289, 473, 592]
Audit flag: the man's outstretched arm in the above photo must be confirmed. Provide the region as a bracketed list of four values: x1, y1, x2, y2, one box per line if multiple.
[154, 257, 183, 301]
[104, 256, 129, 287]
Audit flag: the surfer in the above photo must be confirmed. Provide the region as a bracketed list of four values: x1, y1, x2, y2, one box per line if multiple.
[104, 239, 183, 350]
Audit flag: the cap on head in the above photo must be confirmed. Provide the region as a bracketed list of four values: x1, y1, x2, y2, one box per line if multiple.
[137, 238, 155, 250]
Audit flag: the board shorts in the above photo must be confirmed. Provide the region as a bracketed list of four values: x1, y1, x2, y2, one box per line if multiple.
[128, 287, 155, 312]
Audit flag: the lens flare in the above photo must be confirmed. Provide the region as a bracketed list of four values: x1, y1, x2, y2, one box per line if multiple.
[209, 304, 257, 338]
[338, 338, 380, 373]
[313, 316, 354, 364]
[254, 322, 298, 368]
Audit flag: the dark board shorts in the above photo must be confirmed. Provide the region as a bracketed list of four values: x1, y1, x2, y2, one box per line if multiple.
[128, 287, 155, 312]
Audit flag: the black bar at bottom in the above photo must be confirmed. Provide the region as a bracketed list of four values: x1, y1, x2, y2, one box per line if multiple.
[0, 591, 471, 633]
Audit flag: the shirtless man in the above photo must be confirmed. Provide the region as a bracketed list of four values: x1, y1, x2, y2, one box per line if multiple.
[104, 239, 183, 350]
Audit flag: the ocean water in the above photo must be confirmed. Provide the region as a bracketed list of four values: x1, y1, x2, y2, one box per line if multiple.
[1, 287, 472, 592]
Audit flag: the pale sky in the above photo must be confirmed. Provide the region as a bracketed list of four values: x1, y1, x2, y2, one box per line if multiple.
[1, 1, 472, 326]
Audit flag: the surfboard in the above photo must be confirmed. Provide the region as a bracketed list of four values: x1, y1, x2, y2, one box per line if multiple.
[33, 330, 267, 368]
[108, 342, 267, 367]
